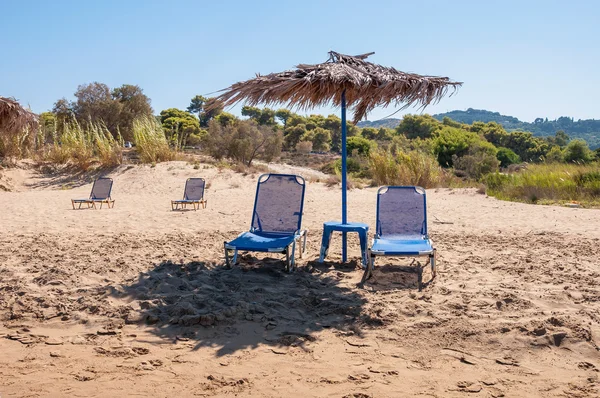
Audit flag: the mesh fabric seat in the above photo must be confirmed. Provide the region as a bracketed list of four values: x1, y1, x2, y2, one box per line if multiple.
[171, 178, 207, 210]
[71, 178, 115, 209]
[224, 174, 308, 272]
[363, 186, 436, 290]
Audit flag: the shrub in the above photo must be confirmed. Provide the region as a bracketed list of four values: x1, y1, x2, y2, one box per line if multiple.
[453, 141, 500, 179]
[296, 141, 313, 154]
[346, 136, 372, 157]
[334, 157, 361, 174]
[302, 127, 330, 152]
[204, 119, 282, 166]
[563, 139, 593, 163]
[496, 147, 521, 168]
[369, 150, 399, 185]
[432, 127, 480, 167]
[544, 146, 564, 163]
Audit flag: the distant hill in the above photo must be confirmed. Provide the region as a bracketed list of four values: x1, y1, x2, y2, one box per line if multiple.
[432, 109, 600, 149]
[358, 108, 600, 149]
[356, 118, 401, 129]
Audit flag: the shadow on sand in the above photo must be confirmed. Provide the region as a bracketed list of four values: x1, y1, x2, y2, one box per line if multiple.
[115, 256, 388, 356]
[26, 164, 127, 190]
[360, 263, 435, 292]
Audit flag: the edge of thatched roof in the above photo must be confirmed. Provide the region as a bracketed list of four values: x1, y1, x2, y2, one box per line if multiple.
[0, 96, 39, 133]
[214, 51, 462, 124]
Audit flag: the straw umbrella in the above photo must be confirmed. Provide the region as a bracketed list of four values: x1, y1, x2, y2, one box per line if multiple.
[0, 96, 39, 134]
[214, 51, 461, 261]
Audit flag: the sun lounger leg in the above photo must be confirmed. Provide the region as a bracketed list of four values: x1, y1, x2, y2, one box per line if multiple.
[297, 230, 307, 259]
[430, 249, 436, 278]
[224, 243, 233, 269]
[417, 263, 423, 292]
[285, 245, 292, 273]
[291, 241, 297, 272]
[361, 251, 374, 284]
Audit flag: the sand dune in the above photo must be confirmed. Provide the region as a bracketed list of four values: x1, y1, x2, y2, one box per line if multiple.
[1, 161, 599, 397]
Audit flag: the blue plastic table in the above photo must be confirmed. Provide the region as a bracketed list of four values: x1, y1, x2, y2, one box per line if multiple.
[319, 221, 369, 266]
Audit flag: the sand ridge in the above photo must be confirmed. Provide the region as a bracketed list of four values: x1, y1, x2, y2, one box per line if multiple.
[1, 161, 599, 397]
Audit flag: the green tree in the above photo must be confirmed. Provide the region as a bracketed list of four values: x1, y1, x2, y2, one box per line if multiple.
[432, 127, 480, 167]
[545, 146, 564, 163]
[563, 139, 593, 163]
[214, 112, 237, 126]
[346, 136, 372, 156]
[275, 109, 292, 127]
[550, 130, 570, 147]
[111, 84, 153, 140]
[376, 127, 393, 141]
[361, 127, 378, 140]
[453, 141, 500, 179]
[204, 119, 282, 166]
[496, 147, 521, 168]
[284, 124, 307, 150]
[199, 98, 224, 127]
[396, 114, 441, 139]
[58, 82, 153, 141]
[241, 106, 277, 126]
[159, 108, 201, 148]
[302, 127, 331, 152]
[187, 95, 207, 115]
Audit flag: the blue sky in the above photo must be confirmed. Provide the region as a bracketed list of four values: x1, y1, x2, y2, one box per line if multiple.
[1, 0, 598, 122]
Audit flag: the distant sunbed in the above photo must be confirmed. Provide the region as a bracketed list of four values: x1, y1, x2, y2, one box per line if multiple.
[71, 177, 115, 210]
[363, 186, 436, 290]
[171, 178, 207, 211]
[224, 173, 307, 272]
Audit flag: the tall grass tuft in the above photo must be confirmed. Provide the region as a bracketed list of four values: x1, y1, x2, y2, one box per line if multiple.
[483, 163, 600, 205]
[132, 117, 177, 163]
[369, 149, 443, 188]
[0, 127, 34, 163]
[42, 120, 122, 170]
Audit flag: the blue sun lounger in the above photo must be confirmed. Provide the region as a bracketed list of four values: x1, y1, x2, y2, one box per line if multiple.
[224, 173, 308, 272]
[71, 177, 115, 209]
[171, 178, 207, 210]
[363, 186, 436, 290]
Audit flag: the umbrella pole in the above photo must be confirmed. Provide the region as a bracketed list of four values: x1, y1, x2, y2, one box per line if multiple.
[341, 90, 348, 262]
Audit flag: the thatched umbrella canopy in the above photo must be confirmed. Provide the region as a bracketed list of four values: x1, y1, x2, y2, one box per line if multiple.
[215, 51, 462, 124]
[215, 51, 461, 262]
[0, 96, 39, 134]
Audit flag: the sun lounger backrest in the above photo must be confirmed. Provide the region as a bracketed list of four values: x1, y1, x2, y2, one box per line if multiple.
[184, 178, 205, 200]
[251, 174, 305, 235]
[90, 178, 113, 200]
[376, 186, 427, 239]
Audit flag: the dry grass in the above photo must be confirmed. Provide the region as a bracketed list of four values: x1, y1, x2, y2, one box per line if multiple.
[132, 117, 178, 164]
[484, 163, 600, 206]
[324, 174, 359, 189]
[369, 149, 444, 188]
[40, 121, 122, 171]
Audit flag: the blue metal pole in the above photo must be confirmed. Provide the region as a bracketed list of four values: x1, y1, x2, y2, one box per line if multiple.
[341, 90, 348, 262]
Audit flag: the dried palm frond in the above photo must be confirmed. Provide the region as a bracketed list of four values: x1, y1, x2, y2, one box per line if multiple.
[214, 51, 462, 124]
[0, 96, 39, 133]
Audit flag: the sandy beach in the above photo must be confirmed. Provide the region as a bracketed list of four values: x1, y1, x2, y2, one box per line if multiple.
[1, 161, 599, 397]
